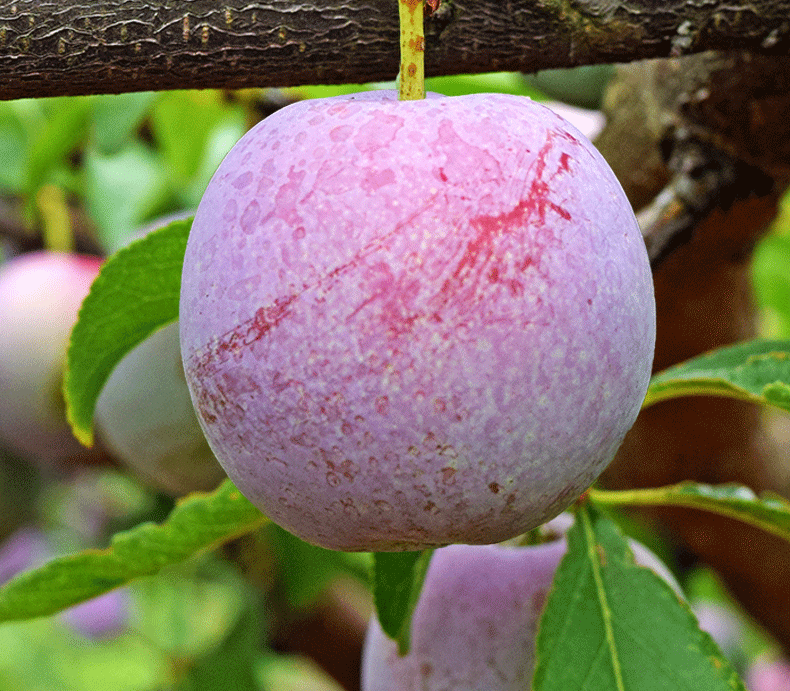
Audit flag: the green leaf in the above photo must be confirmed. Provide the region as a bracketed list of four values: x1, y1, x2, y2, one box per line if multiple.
[267, 524, 371, 608]
[150, 91, 240, 185]
[0, 617, 170, 691]
[83, 142, 171, 252]
[0, 102, 31, 192]
[752, 232, 790, 338]
[131, 557, 247, 658]
[91, 92, 157, 154]
[182, 604, 265, 691]
[372, 550, 433, 655]
[589, 482, 790, 544]
[63, 217, 190, 445]
[644, 339, 790, 412]
[533, 503, 745, 691]
[0, 479, 266, 623]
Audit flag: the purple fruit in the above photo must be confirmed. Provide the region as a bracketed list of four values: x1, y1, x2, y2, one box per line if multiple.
[179, 90, 655, 550]
[691, 600, 748, 672]
[96, 212, 225, 495]
[0, 526, 50, 583]
[0, 251, 102, 468]
[61, 587, 130, 639]
[361, 521, 678, 691]
[747, 656, 790, 691]
[96, 322, 226, 495]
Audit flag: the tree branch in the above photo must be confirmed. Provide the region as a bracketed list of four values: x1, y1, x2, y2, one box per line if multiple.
[1, 0, 790, 100]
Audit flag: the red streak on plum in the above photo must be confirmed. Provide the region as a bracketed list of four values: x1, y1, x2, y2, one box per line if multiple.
[188, 132, 576, 424]
[434, 132, 572, 311]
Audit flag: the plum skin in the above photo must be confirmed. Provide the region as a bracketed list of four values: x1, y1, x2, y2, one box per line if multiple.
[0, 251, 102, 467]
[361, 522, 680, 691]
[179, 90, 656, 551]
[96, 322, 227, 495]
[747, 657, 790, 691]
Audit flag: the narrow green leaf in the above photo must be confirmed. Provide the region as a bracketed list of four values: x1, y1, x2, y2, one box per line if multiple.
[0, 480, 266, 623]
[589, 482, 790, 544]
[644, 339, 790, 412]
[63, 217, 191, 445]
[533, 503, 745, 691]
[373, 550, 434, 655]
[267, 524, 371, 608]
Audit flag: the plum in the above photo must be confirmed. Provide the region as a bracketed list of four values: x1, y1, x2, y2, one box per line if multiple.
[0, 251, 102, 469]
[747, 656, 790, 691]
[96, 213, 226, 495]
[61, 586, 130, 639]
[361, 518, 679, 691]
[0, 526, 50, 583]
[179, 90, 656, 550]
[691, 600, 749, 673]
[96, 322, 226, 495]
[543, 102, 606, 142]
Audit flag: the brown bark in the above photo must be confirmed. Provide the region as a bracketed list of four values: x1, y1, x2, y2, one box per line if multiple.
[597, 52, 790, 651]
[1, 0, 790, 100]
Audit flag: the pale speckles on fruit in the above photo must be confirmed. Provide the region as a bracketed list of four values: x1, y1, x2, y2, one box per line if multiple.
[239, 200, 260, 234]
[232, 170, 253, 190]
[180, 90, 655, 551]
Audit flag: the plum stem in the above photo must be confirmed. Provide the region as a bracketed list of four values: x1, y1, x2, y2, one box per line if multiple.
[398, 0, 425, 100]
[36, 184, 74, 252]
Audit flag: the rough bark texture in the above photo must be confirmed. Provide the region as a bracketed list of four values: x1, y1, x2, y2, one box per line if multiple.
[597, 51, 790, 652]
[1, 0, 790, 100]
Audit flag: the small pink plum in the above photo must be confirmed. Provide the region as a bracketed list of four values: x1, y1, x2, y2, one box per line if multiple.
[0, 526, 50, 583]
[0, 251, 102, 469]
[746, 656, 790, 691]
[0, 526, 129, 639]
[361, 518, 679, 691]
[96, 211, 224, 494]
[692, 600, 749, 673]
[61, 587, 130, 639]
[179, 91, 656, 551]
[96, 322, 226, 495]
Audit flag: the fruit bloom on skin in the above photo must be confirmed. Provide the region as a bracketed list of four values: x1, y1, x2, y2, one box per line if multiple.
[96, 322, 227, 495]
[361, 518, 680, 691]
[180, 91, 656, 551]
[0, 251, 102, 468]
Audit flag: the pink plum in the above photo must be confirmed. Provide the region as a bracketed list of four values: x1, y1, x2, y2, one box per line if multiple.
[361, 518, 679, 691]
[96, 322, 226, 495]
[747, 656, 790, 691]
[179, 90, 656, 550]
[61, 586, 130, 639]
[0, 251, 102, 468]
[96, 211, 225, 495]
